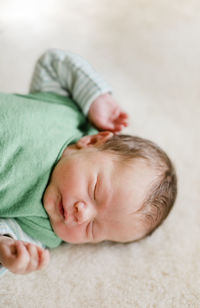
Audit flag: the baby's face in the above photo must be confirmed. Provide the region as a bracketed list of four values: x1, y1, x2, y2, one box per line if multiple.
[43, 134, 155, 244]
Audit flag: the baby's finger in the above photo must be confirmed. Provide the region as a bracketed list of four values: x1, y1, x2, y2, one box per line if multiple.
[119, 112, 129, 119]
[25, 243, 39, 272]
[97, 121, 116, 131]
[112, 111, 128, 123]
[37, 249, 50, 271]
[11, 241, 30, 273]
[116, 125, 124, 131]
[121, 120, 129, 127]
[0, 243, 17, 266]
[114, 116, 128, 127]
[111, 124, 124, 133]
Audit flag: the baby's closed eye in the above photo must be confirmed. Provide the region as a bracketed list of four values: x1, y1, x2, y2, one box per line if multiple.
[91, 175, 98, 202]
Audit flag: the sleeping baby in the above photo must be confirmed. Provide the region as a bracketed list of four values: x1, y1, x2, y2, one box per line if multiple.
[0, 49, 177, 275]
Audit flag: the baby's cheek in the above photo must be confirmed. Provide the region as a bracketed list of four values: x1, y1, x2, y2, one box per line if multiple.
[57, 224, 86, 244]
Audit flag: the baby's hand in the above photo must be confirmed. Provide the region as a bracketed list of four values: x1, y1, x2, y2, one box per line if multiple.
[0, 235, 50, 275]
[88, 93, 128, 132]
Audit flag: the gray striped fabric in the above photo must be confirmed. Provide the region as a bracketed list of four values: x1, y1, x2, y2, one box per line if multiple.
[29, 48, 112, 115]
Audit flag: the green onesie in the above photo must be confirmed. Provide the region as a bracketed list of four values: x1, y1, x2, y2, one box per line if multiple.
[0, 92, 97, 248]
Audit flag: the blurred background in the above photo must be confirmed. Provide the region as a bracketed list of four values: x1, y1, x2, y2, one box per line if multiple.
[0, 1, 200, 306]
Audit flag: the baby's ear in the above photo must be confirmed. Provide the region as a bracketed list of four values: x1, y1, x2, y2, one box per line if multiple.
[76, 131, 113, 148]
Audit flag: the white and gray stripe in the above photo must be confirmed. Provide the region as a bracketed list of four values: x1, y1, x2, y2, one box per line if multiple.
[29, 48, 112, 115]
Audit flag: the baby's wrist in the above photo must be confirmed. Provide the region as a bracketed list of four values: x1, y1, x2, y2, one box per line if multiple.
[0, 234, 13, 241]
[89, 93, 111, 116]
[90, 93, 112, 108]
[95, 92, 112, 102]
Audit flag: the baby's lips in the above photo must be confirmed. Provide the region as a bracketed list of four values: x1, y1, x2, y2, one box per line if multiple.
[58, 200, 65, 218]
[62, 202, 69, 222]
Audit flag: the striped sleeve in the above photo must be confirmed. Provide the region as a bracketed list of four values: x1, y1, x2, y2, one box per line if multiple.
[0, 219, 44, 277]
[29, 48, 112, 115]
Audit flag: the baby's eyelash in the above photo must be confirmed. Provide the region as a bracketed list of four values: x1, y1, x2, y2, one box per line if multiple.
[94, 183, 97, 201]
[94, 177, 98, 201]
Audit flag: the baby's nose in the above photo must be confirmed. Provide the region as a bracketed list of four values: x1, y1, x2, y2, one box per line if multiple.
[74, 201, 93, 224]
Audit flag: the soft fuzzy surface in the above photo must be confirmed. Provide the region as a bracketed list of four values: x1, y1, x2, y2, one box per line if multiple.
[0, 1, 199, 307]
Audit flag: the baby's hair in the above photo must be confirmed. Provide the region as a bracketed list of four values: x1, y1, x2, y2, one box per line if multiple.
[98, 134, 177, 238]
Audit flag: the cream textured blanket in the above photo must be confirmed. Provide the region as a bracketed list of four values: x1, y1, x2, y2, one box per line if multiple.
[0, 0, 199, 307]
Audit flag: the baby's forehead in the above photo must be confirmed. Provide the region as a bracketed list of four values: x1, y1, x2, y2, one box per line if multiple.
[113, 156, 156, 181]
[103, 205, 149, 243]
[110, 159, 156, 210]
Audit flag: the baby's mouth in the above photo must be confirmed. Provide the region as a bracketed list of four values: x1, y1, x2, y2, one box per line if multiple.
[59, 200, 69, 223]
[58, 200, 65, 219]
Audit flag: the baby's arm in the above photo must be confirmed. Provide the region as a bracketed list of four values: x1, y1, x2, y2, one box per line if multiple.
[0, 236, 49, 275]
[29, 48, 112, 116]
[0, 219, 49, 276]
[30, 48, 128, 132]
